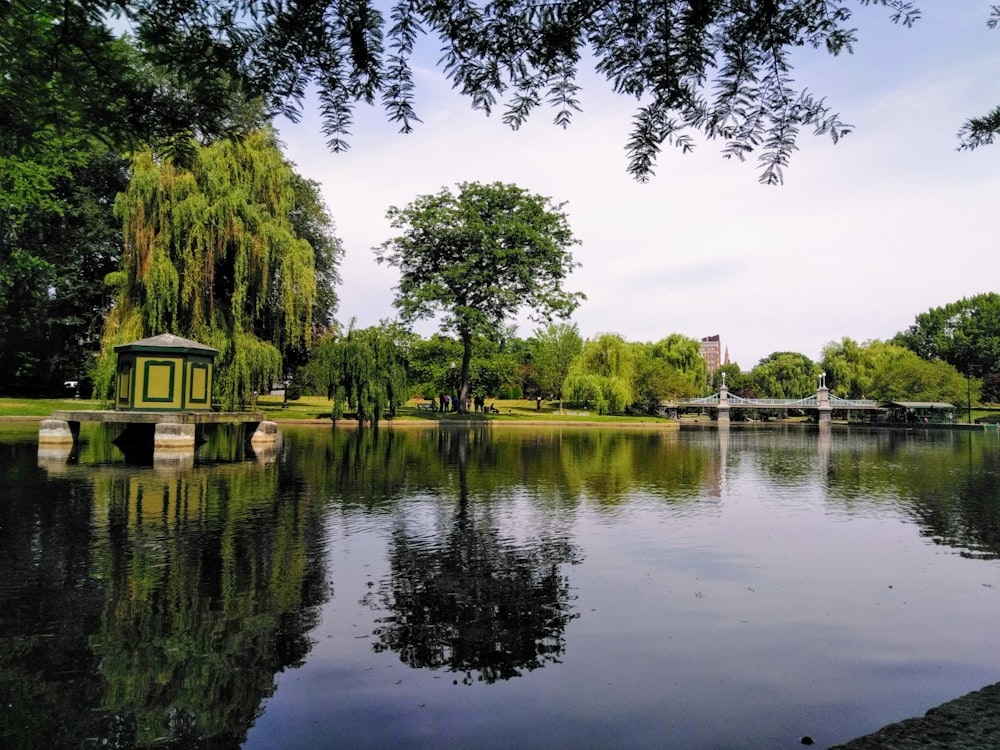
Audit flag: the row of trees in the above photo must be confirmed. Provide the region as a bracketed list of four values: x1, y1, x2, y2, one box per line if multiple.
[303, 312, 986, 425]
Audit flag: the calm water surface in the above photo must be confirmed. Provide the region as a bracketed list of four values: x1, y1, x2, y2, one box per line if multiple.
[2, 422, 1000, 749]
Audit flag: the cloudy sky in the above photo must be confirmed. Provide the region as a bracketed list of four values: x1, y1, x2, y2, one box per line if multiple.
[278, 4, 1000, 369]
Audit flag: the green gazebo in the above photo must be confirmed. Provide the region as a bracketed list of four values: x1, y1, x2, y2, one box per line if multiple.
[40, 333, 276, 458]
[114, 334, 218, 412]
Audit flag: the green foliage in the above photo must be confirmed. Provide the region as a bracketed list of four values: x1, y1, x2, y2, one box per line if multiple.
[94, 130, 319, 409]
[2, 1, 261, 153]
[85, 0, 968, 182]
[0, 3, 134, 394]
[499, 384, 524, 401]
[823, 338, 970, 405]
[958, 7, 1000, 150]
[575, 333, 636, 381]
[0, 151, 128, 395]
[376, 181, 583, 412]
[404, 333, 519, 401]
[563, 333, 635, 414]
[632, 334, 709, 411]
[895, 293, 1000, 379]
[405, 334, 463, 397]
[959, 105, 1000, 150]
[749, 352, 819, 399]
[8, 1, 997, 188]
[530, 322, 583, 402]
[562, 372, 632, 415]
[822, 337, 880, 398]
[287, 173, 344, 333]
[982, 373, 1000, 404]
[316, 323, 408, 425]
[712, 362, 746, 392]
[863, 342, 968, 404]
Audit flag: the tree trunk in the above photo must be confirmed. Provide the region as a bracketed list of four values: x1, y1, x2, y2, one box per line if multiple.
[459, 331, 473, 413]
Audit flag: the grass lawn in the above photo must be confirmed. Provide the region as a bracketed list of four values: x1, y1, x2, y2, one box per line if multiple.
[256, 394, 666, 422]
[0, 395, 674, 424]
[0, 397, 104, 417]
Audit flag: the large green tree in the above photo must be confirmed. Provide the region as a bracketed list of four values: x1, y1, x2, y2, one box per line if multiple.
[95, 129, 324, 409]
[864, 343, 968, 405]
[530, 322, 584, 411]
[821, 337, 880, 399]
[0, 152, 128, 394]
[376, 181, 583, 414]
[630, 335, 708, 413]
[562, 333, 635, 415]
[749, 351, 818, 399]
[894, 293, 1000, 379]
[823, 338, 970, 406]
[316, 322, 408, 425]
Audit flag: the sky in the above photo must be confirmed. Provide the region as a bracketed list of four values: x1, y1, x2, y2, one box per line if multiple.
[277, 4, 1000, 370]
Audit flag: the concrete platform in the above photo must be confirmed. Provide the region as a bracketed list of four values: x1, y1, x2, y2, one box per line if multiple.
[39, 410, 275, 456]
[48, 410, 264, 425]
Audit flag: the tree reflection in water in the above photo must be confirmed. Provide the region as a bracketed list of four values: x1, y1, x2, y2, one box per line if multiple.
[363, 428, 581, 685]
[1, 441, 330, 750]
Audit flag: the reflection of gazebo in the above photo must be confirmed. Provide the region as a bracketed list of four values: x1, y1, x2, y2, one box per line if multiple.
[885, 401, 955, 424]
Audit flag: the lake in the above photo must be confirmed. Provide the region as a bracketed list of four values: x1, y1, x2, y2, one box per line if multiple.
[2, 421, 999, 749]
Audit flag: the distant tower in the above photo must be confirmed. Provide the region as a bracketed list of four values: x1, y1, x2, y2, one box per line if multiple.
[724, 347, 730, 366]
[700, 335, 722, 373]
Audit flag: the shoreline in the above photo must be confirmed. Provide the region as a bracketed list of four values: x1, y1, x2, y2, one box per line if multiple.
[1, 415, 988, 430]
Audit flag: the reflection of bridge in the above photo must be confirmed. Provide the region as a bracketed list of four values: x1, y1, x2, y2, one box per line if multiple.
[678, 373, 879, 424]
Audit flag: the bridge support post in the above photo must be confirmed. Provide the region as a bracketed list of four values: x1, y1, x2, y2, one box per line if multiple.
[717, 384, 730, 424]
[817, 373, 832, 425]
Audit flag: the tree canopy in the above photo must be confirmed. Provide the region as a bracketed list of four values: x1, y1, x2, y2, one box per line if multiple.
[750, 351, 818, 399]
[376, 181, 583, 413]
[94, 129, 325, 409]
[894, 293, 1000, 378]
[821, 337, 970, 404]
[630, 335, 708, 412]
[316, 322, 408, 425]
[530, 322, 584, 409]
[562, 333, 635, 414]
[8, 1, 998, 185]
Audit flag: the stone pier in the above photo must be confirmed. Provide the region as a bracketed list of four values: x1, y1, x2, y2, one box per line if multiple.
[250, 420, 280, 445]
[39, 410, 270, 461]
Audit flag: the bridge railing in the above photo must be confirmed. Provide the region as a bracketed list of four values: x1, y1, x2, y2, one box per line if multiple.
[677, 393, 881, 409]
[683, 395, 720, 405]
[727, 395, 817, 406]
[829, 396, 880, 408]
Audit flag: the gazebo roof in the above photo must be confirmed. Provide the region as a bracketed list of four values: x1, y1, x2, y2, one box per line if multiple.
[114, 333, 218, 356]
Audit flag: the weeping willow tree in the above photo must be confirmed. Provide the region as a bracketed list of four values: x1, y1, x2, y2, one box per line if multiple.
[94, 129, 319, 409]
[562, 333, 635, 415]
[316, 323, 408, 426]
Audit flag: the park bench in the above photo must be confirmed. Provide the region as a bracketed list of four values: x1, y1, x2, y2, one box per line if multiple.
[417, 402, 436, 411]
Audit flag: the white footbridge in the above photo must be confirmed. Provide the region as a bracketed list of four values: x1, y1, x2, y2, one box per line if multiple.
[678, 373, 879, 424]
